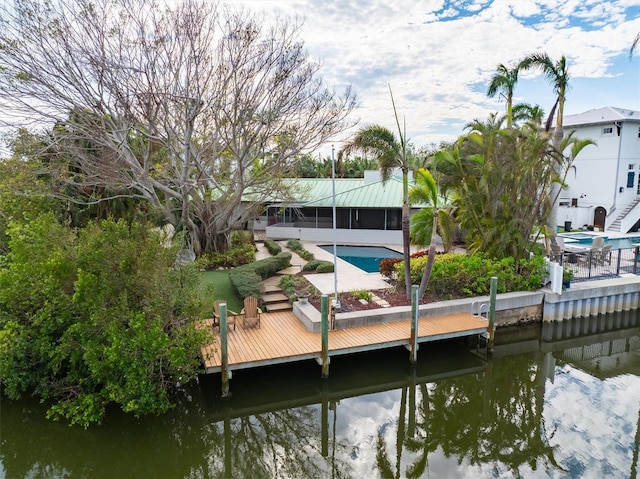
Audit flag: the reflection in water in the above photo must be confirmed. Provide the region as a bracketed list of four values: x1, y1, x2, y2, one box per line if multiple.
[2, 311, 640, 478]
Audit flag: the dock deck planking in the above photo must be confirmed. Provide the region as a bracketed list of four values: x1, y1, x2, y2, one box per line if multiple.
[200, 310, 488, 374]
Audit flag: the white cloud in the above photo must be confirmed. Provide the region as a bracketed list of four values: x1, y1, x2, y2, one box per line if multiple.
[229, 0, 640, 153]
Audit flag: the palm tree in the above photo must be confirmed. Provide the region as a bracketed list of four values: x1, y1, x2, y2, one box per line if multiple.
[487, 63, 520, 128]
[409, 168, 456, 298]
[519, 53, 571, 241]
[339, 89, 414, 298]
[512, 102, 545, 128]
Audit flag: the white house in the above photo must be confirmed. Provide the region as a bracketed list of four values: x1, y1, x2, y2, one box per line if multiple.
[254, 170, 423, 245]
[560, 107, 640, 233]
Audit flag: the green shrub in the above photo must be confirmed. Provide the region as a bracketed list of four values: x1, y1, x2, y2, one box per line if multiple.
[303, 259, 323, 271]
[285, 238, 315, 261]
[286, 239, 303, 251]
[350, 289, 373, 301]
[229, 252, 292, 298]
[299, 249, 314, 261]
[316, 261, 334, 273]
[0, 215, 206, 427]
[194, 244, 255, 270]
[394, 253, 547, 299]
[263, 239, 282, 255]
[231, 230, 253, 247]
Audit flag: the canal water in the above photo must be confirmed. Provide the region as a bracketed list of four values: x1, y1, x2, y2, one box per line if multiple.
[2, 311, 640, 478]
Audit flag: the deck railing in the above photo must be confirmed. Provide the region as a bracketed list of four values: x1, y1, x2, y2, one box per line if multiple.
[550, 246, 640, 282]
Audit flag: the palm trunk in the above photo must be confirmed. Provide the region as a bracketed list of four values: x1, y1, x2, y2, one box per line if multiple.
[418, 214, 438, 298]
[402, 202, 412, 299]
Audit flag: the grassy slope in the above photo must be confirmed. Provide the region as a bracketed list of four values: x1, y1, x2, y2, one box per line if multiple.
[199, 270, 243, 316]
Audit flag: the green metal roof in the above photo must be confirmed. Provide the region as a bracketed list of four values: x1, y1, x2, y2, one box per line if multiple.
[263, 175, 430, 209]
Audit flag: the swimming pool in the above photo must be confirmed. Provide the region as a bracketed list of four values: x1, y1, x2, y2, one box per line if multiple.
[560, 233, 640, 250]
[318, 245, 403, 273]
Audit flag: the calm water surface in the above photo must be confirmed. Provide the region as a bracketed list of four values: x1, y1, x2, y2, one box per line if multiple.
[2, 312, 640, 478]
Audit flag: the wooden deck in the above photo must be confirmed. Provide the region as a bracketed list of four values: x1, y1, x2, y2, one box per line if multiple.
[200, 311, 488, 374]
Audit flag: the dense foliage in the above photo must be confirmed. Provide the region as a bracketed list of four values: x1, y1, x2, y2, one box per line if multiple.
[395, 253, 547, 299]
[0, 215, 208, 427]
[194, 232, 256, 270]
[228, 252, 292, 298]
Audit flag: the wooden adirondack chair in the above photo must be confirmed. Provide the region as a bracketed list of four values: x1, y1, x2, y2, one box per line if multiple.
[212, 299, 238, 331]
[240, 296, 262, 329]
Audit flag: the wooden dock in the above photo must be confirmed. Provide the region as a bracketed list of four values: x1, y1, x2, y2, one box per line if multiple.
[200, 310, 488, 374]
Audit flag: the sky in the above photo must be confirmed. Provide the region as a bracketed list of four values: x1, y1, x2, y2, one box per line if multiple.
[227, 0, 640, 154]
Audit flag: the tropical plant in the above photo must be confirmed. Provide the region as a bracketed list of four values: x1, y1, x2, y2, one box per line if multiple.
[339, 87, 414, 298]
[433, 114, 593, 261]
[518, 53, 571, 243]
[487, 63, 520, 128]
[408, 168, 456, 298]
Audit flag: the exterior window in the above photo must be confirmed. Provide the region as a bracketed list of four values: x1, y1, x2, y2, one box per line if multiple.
[637, 126, 640, 139]
[628, 172, 635, 188]
[630, 164, 636, 170]
[602, 126, 613, 136]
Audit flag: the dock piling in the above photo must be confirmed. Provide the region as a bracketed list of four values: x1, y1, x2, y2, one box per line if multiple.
[488, 276, 497, 352]
[321, 295, 330, 378]
[220, 302, 230, 397]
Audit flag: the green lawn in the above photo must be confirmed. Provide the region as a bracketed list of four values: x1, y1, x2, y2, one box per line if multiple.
[199, 270, 243, 316]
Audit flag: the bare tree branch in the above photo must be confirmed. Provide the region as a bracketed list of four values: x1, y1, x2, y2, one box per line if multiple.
[0, 0, 356, 252]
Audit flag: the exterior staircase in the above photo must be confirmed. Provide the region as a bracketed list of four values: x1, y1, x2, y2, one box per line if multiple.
[608, 197, 640, 232]
[261, 278, 293, 312]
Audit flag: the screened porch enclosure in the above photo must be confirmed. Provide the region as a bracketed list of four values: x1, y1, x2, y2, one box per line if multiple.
[266, 206, 402, 231]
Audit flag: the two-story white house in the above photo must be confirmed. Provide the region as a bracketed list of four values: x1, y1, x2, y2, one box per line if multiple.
[560, 107, 640, 233]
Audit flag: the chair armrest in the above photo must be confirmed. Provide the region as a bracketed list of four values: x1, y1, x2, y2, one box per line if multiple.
[257, 307, 263, 314]
[227, 309, 239, 317]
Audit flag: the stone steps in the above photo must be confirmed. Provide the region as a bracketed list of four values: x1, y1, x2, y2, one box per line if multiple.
[261, 279, 292, 312]
[265, 302, 293, 312]
[262, 292, 289, 304]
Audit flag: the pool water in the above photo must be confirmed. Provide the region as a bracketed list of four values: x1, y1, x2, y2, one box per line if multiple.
[319, 245, 403, 273]
[560, 233, 640, 250]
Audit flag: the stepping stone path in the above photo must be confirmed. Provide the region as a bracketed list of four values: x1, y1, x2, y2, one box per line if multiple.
[259, 241, 309, 313]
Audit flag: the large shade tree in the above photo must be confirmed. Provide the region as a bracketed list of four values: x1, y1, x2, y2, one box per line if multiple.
[0, 0, 355, 254]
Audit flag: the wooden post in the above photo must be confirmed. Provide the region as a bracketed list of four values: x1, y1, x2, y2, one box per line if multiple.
[321, 294, 330, 378]
[409, 285, 419, 363]
[488, 276, 497, 353]
[220, 302, 230, 397]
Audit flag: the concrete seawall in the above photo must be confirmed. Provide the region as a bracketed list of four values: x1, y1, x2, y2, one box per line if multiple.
[293, 276, 640, 332]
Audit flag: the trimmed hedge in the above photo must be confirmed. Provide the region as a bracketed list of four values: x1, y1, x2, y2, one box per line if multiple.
[395, 253, 547, 299]
[229, 252, 291, 298]
[302, 259, 334, 273]
[263, 239, 282, 255]
[286, 238, 315, 261]
[316, 261, 334, 273]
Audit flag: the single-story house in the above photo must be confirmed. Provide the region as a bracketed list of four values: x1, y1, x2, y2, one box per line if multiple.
[253, 170, 424, 245]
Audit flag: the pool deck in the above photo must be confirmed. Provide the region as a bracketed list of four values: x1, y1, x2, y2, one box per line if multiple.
[256, 241, 416, 295]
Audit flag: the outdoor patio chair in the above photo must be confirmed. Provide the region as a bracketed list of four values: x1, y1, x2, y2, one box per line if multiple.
[212, 299, 238, 331]
[591, 236, 605, 249]
[240, 296, 262, 329]
[595, 244, 612, 266]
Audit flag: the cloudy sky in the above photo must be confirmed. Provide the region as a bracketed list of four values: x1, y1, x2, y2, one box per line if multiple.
[228, 0, 640, 152]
